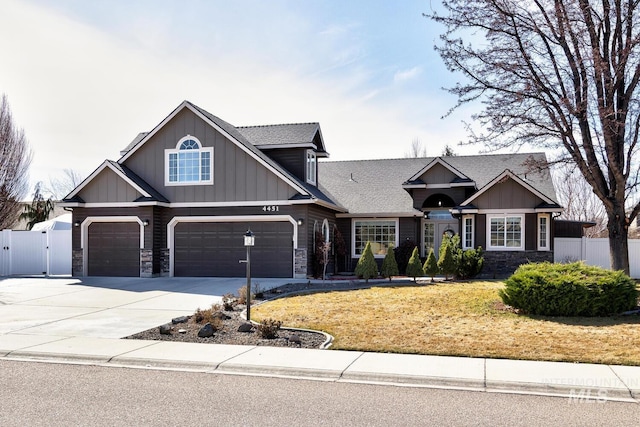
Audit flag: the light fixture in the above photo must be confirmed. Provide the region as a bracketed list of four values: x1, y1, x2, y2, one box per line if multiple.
[297, 218, 304, 226]
[73, 221, 80, 227]
[244, 229, 255, 247]
[423, 211, 430, 219]
[142, 219, 149, 226]
[242, 229, 255, 321]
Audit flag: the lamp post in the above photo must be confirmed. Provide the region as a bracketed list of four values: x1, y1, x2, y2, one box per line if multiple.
[243, 229, 255, 321]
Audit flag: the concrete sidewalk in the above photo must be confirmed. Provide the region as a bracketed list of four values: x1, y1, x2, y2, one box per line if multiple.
[1, 277, 639, 403]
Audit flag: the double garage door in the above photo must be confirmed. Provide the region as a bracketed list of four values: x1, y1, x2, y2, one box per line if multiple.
[86, 220, 293, 277]
[174, 221, 293, 277]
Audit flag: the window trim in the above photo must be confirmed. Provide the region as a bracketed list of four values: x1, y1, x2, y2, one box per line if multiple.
[462, 214, 474, 249]
[486, 214, 525, 251]
[351, 218, 399, 258]
[537, 213, 550, 251]
[306, 150, 317, 185]
[164, 135, 214, 186]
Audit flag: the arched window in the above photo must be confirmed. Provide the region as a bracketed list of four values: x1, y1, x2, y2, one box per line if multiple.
[322, 219, 330, 242]
[165, 135, 213, 185]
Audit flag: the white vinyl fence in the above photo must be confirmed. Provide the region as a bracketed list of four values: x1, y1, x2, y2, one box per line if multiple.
[0, 229, 72, 276]
[554, 237, 640, 278]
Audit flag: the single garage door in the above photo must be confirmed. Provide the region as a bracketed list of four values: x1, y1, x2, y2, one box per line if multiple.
[88, 222, 140, 276]
[174, 221, 293, 277]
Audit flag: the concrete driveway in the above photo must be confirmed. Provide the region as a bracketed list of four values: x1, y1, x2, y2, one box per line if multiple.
[0, 276, 293, 339]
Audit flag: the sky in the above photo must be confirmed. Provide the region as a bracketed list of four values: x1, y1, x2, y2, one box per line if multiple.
[0, 0, 482, 197]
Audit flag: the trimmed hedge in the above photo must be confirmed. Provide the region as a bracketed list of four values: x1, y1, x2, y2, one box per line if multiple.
[500, 262, 638, 317]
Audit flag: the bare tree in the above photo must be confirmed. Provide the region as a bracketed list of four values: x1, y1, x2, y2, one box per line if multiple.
[44, 168, 84, 200]
[552, 164, 607, 237]
[405, 138, 428, 158]
[0, 94, 32, 230]
[442, 144, 456, 157]
[429, 1, 640, 274]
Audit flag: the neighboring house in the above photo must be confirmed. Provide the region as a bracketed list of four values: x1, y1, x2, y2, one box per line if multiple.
[60, 100, 564, 279]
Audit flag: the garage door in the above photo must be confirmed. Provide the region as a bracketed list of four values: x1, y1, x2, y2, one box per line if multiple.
[174, 221, 293, 277]
[88, 222, 140, 276]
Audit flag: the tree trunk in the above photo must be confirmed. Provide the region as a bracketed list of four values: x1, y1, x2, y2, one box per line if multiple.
[608, 206, 630, 275]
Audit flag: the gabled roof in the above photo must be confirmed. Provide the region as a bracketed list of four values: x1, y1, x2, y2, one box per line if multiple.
[460, 168, 560, 208]
[405, 157, 472, 184]
[320, 153, 559, 216]
[103, 101, 342, 211]
[63, 160, 169, 203]
[237, 123, 329, 157]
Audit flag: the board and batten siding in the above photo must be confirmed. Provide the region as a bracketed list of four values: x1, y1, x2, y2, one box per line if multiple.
[472, 178, 544, 209]
[122, 108, 298, 203]
[78, 168, 143, 203]
[418, 162, 459, 185]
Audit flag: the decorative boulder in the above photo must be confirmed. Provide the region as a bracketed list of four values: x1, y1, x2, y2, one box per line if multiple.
[159, 324, 172, 335]
[197, 323, 214, 338]
[171, 316, 190, 324]
[288, 334, 301, 347]
[237, 323, 253, 332]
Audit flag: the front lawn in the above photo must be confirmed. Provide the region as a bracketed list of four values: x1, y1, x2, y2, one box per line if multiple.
[252, 281, 640, 365]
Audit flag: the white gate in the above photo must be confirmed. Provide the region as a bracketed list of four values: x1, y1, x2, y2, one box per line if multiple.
[0, 229, 71, 276]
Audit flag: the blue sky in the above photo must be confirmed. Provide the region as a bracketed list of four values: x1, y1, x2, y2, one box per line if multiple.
[0, 0, 480, 194]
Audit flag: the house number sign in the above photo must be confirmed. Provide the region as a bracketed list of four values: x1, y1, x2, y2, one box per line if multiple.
[262, 205, 280, 212]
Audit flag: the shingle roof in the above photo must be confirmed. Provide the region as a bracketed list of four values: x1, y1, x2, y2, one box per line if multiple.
[319, 153, 558, 215]
[107, 161, 170, 203]
[238, 123, 319, 146]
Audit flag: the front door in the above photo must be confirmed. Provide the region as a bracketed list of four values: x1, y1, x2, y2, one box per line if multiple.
[423, 220, 458, 258]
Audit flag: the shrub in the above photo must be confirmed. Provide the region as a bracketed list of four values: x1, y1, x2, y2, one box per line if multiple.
[423, 248, 438, 282]
[256, 318, 282, 339]
[222, 293, 237, 311]
[237, 286, 256, 305]
[406, 246, 423, 281]
[456, 247, 484, 279]
[355, 241, 378, 283]
[437, 234, 456, 280]
[499, 262, 639, 317]
[192, 305, 223, 330]
[394, 239, 417, 275]
[380, 244, 399, 281]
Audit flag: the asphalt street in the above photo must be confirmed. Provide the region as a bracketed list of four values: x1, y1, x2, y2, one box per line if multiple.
[1, 360, 639, 427]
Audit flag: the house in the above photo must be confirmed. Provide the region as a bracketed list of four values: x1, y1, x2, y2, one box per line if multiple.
[61, 100, 563, 279]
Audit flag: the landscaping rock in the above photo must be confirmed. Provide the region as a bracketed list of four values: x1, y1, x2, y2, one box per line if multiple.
[178, 329, 187, 334]
[212, 311, 231, 320]
[197, 323, 214, 338]
[288, 334, 301, 347]
[237, 323, 253, 332]
[159, 324, 172, 335]
[172, 316, 190, 324]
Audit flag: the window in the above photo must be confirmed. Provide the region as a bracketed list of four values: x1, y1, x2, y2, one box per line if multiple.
[322, 219, 330, 242]
[423, 222, 435, 256]
[165, 135, 213, 185]
[462, 215, 474, 249]
[353, 219, 398, 257]
[487, 215, 524, 250]
[538, 214, 550, 250]
[306, 150, 317, 185]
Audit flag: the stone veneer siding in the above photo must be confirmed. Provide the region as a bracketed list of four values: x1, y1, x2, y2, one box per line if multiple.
[160, 248, 170, 276]
[72, 249, 83, 276]
[140, 249, 153, 278]
[295, 248, 307, 278]
[478, 250, 553, 279]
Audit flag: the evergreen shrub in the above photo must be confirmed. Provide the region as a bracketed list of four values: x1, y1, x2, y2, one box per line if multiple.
[380, 244, 399, 281]
[406, 246, 424, 281]
[355, 241, 378, 283]
[423, 248, 438, 282]
[499, 262, 639, 316]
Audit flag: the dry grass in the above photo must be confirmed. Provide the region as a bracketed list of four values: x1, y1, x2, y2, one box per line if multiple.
[252, 281, 640, 365]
